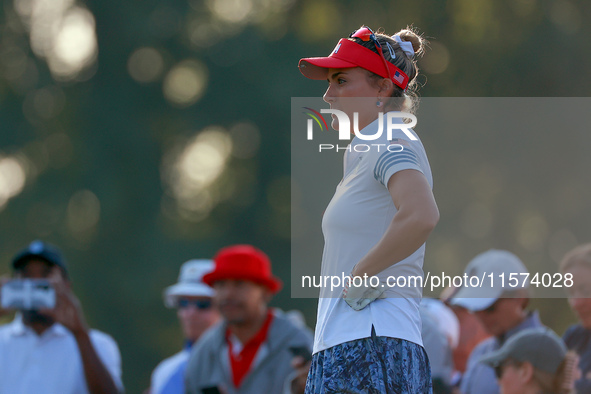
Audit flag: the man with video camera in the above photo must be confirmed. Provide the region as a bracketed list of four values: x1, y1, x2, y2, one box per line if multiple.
[0, 240, 124, 394]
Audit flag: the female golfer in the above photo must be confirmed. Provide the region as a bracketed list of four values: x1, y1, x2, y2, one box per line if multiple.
[480, 328, 577, 394]
[298, 26, 439, 393]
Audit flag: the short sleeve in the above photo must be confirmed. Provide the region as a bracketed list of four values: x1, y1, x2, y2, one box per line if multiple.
[373, 146, 423, 187]
[90, 330, 124, 392]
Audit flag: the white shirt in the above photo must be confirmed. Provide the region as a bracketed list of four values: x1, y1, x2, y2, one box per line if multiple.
[151, 349, 190, 394]
[313, 115, 433, 354]
[0, 315, 123, 394]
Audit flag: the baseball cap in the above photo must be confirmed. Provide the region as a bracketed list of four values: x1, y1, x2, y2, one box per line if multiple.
[480, 327, 567, 374]
[12, 240, 68, 277]
[163, 259, 215, 308]
[450, 249, 529, 312]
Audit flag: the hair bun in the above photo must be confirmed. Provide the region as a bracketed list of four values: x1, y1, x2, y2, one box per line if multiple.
[394, 28, 426, 57]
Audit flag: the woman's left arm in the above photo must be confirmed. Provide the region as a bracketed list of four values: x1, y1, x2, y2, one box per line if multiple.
[351, 169, 439, 278]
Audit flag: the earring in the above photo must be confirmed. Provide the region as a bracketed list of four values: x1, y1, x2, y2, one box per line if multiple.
[376, 99, 382, 107]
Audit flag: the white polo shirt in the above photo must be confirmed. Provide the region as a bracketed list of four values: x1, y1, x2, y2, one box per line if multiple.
[151, 348, 190, 394]
[0, 315, 123, 394]
[313, 114, 433, 354]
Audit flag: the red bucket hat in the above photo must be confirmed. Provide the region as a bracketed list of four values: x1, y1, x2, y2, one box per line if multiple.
[203, 245, 283, 293]
[298, 27, 409, 90]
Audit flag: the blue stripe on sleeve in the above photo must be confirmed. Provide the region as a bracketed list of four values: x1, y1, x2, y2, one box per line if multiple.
[374, 149, 421, 185]
[374, 149, 418, 176]
[375, 159, 421, 185]
[375, 153, 419, 178]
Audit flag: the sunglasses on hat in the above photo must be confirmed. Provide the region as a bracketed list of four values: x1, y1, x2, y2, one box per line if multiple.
[350, 26, 392, 81]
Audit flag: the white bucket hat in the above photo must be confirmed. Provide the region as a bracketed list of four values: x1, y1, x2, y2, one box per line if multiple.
[163, 259, 215, 308]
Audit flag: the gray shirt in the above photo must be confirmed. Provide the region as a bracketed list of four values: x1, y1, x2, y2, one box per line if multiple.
[184, 309, 313, 394]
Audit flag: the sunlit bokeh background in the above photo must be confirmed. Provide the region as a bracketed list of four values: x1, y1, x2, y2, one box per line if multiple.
[1, 0, 591, 391]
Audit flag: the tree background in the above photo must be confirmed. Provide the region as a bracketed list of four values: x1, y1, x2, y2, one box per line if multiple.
[1, 0, 590, 391]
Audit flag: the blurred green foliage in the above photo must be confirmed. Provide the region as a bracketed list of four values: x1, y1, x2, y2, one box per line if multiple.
[1, 0, 590, 391]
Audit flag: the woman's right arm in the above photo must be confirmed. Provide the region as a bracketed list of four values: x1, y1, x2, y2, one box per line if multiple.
[351, 168, 439, 278]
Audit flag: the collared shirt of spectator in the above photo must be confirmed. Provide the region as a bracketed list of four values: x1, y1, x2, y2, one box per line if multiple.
[149, 259, 221, 394]
[0, 240, 123, 394]
[450, 249, 544, 394]
[184, 245, 313, 394]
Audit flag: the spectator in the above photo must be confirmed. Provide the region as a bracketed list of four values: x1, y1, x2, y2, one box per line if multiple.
[149, 260, 221, 394]
[560, 243, 591, 392]
[184, 245, 313, 394]
[441, 286, 491, 384]
[448, 306, 491, 378]
[451, 249, 543, 394]
[480, 327, 577, 394]
[420, 298, 459, 393]
[0, 240, 123, 393]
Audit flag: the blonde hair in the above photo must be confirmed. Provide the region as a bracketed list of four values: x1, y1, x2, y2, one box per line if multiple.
[351, 26, 428, 113]
[560, 243, 591, 273]
[532, 351, 579, 394]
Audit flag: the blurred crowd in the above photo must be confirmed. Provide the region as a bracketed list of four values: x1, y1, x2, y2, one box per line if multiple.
[1, 240, 591, 393]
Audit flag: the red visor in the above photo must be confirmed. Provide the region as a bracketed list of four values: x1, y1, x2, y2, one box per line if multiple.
[298, 39, 409, 90]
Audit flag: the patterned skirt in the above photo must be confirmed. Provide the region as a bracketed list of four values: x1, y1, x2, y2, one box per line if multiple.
[305, 328, 432, 394]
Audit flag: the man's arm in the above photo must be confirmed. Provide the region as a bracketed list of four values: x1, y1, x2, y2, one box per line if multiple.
[44, 269, 121, 394]
[288, 356, 310, 394]
[73, 329, 121, 394]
